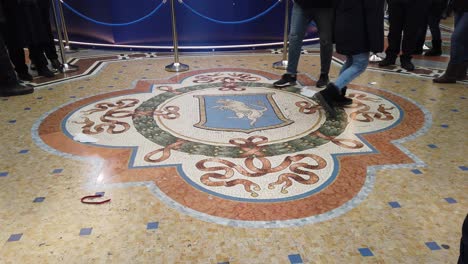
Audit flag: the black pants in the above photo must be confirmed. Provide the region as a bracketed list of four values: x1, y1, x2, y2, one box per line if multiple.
[417, 0, 447, 49]
[386, 0, 428, 59]
[37, 0, 57, 60]
[0, 31, 18, 86]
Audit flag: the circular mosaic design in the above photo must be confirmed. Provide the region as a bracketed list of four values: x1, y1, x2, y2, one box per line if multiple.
[37, 68, 427, 227]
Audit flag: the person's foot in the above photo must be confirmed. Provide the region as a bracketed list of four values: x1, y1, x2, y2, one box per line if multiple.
[413, 49, 424, 55]
[273, 73, 297, 87]
[334, 86, 353, 106]
[50, 59, 62, 70]
[314, 83, 341, 118]
[0, 82, 34, 97]
[37, 67, 55, 78]
[378, 57, 396, 67]
[17, 71, 33, 81]
[316, 74, 329, 88]
[400, 59, 415, 71]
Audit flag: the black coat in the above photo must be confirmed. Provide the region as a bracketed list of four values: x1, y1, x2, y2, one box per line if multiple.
[334, 0, 385, 55]
[454, 0, 468, 12]
[1, 0, 49, 47]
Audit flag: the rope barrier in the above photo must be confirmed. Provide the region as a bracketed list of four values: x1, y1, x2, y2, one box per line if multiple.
[180, 0, 281, 25]
[60, 0, 165, 26]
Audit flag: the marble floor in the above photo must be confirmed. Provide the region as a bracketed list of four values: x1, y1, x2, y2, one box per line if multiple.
[0, 28, 467, 263]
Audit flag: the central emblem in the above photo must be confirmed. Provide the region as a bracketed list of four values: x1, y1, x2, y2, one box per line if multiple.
[194, 93, 293, 133]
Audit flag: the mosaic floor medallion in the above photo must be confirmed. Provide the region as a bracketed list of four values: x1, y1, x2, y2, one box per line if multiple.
[36, 68, 427, 227]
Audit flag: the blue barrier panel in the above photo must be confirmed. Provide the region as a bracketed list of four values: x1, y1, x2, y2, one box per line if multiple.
[58, 0, 319, 51]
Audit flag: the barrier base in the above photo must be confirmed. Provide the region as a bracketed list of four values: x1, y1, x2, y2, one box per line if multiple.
[60, 63, 79, 73]
[165, 62, 189, 72]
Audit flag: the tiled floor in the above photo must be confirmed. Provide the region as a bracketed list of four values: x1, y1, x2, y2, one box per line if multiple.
[0, 24, 467, 263]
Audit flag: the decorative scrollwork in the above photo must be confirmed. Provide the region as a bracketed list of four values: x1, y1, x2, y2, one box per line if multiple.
[196, 153, 327, 197]
[144, 139, 187, 163]
[296, 101, 321, 114]
[154, 106, 181, 120]
[74, 99, 139, 134]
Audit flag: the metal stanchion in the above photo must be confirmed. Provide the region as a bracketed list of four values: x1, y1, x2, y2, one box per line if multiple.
[165, 0, 189, 72]
[57, 0, 75, 52]
[272, 0, 289, 70]
[51, 0, 79, 73]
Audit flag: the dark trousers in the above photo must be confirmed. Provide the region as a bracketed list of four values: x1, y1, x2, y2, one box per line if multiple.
[0, 32, 18, 86]
[37, 0, 57, 60]
[417, 0, 446, 49]
[386, 0, 428, 59]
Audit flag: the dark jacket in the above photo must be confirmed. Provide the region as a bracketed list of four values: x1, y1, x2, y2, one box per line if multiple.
[453, 0, 468, 12]
[334, 0, 385, 55]
[1, 0, 49, 47]
[294, 0, 334, 8]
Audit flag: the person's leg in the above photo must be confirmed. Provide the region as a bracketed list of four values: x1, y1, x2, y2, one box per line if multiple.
[334, 53, 370, 90]
[29, 45, 54, 77]
[273, 4, 312, 87]
[38, 0, 58, 62]
[0, 33, 33, 96]
[311, 8, 334, 77]
[384, 1, 404, 61]
[425, 1, 444, 56]
[286, 4, 312, 75]
[434, 12, 468, 82]
[458, 214, 468, 264]
[415, 1, 432, 54]
[339, 56, 353, 76]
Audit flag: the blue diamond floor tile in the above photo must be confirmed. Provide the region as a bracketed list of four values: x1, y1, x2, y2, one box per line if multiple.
[147, 222, 159, 230]
[358, 248, 374, 257]
[33, 197, 45, 203]
[52, 169, 63, 174]
[7, 233, 23, 242]
[79, 228, 93, 236]
[288, 254, 303, 264]
[425, 242, 442, 250]
[444, 198, 457, 204]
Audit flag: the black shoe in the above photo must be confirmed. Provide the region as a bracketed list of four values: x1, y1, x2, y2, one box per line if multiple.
[400, 59, 415, 71]
[50, 59, 62, 70]
[314, 83, 341, 118]
[316, 74, 329, 88]
[17, 71, 33, 81]
[413, 49, 424, 55]
[334, 86, 353, 106]
[424, 40, 442, 56]
[378, 57, 396, 67]
[37, 67, 55, 78]
[0, 82, 34, 97]
[273, 74, 296, 87]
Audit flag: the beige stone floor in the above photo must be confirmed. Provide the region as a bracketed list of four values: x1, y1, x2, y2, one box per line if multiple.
[0, 51, 467, 264]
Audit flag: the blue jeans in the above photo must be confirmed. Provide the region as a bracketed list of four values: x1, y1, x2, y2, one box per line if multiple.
[334, 52, 370, 90]
[286, 4, 334, 75]
[450, 12, 468, 64]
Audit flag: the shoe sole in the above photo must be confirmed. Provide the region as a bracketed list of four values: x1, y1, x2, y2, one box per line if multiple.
[316, 82, 328, 88]
[314, 93, 337, 118]
[273, 81, 296, 88]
